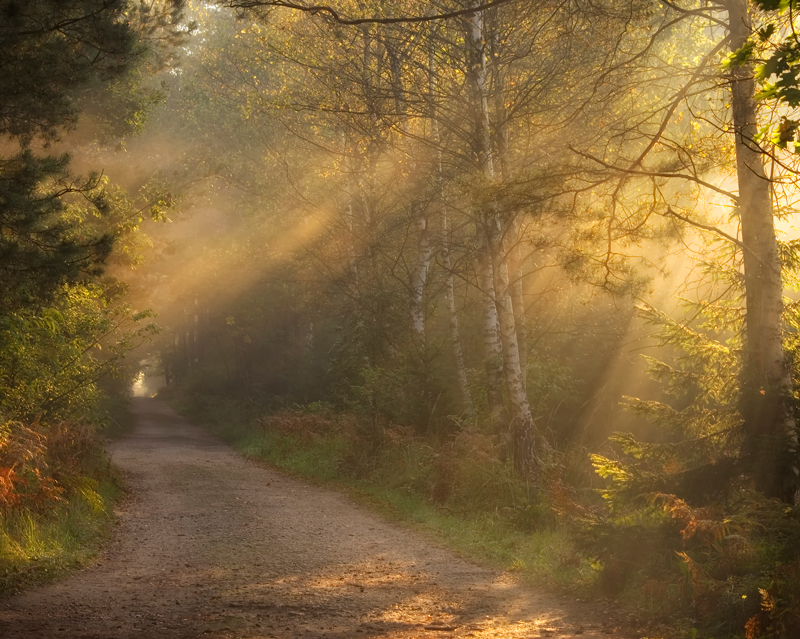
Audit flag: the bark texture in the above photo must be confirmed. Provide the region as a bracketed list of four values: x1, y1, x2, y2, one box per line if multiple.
[727, 0, 798, 501]
[466, 4, 536, 468]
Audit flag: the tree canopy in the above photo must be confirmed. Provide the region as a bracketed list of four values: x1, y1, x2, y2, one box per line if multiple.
[6, 0, 800, 635]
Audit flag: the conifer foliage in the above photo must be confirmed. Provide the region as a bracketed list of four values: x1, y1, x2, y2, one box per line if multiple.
[0, 1, 182, 514]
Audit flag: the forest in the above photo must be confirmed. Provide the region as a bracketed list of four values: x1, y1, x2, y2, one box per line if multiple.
[4, 0, 800, 637]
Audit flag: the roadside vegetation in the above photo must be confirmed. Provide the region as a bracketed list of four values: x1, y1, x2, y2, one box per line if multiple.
[0, 2, 184, 596]
[167, 347, 800, 639]
[169, 389, 595, 591]
[147, 3, 800, 635]
[6, 1, 800, 637]
[0, 435, 123, 597]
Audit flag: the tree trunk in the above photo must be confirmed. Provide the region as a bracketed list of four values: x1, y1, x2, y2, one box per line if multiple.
[509, 229, 528, 387]
[465, 6, 506, 422]
[429, 32, 475, 418]
[488, 219, 537, 470]
[479, 240, 507, 421]
[466, 4, 536, 465]
[443, 206, 475, 419]
[410, 204, 431, 342]
[386, 33, 430, 344]
[489, 20, 528, 388]
[727, 0, 798, 501]
[341, 130, 359, 287]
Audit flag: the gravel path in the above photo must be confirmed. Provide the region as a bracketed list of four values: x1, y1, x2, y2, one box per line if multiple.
[0, 398, 630, 638]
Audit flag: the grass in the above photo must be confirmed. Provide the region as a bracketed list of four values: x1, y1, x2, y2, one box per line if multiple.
[353, 483, 591, 588]
[172, 393, 598, 595]
[0, 392, 132, 598]
[0, 473, 122, 597]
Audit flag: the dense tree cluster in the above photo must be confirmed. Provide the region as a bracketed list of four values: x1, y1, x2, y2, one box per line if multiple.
[0, 0, 183, 508]
[149, 0, 800, 496]
[6, 0, 800, 634]
[127, 1, 800, 634]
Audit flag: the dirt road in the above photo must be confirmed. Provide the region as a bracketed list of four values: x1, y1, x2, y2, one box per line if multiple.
[0, 398, 630, 638]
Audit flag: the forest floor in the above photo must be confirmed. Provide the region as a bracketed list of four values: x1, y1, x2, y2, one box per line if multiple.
[0, 398, 638, 639]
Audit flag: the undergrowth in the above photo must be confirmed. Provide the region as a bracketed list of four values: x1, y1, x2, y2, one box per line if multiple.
[0, 397, 129, 597]
[0, 474, 121, 597]
[169, 381, 800, 639]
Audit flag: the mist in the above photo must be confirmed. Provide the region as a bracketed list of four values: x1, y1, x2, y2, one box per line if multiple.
[5, 1, 800, 636]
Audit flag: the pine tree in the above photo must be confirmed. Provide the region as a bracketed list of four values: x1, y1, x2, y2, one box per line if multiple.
[0, 0, 186, 313]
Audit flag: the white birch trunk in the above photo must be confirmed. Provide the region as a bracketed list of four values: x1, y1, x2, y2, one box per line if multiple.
[465, 6, 504, 420]
[489, 225, 536, 468]
[479, 242, 506, 419]
[467, 3, 536, 465]
[510, 236, 528, 387]
[489, 20, 528, 389]
[410, 205, 431, 340]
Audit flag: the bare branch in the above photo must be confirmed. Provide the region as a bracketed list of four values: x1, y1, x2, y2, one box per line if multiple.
[220, 0, 521, 25]
[628, 35, 731, 171]
[662, 207, 744, 250]
[570, 147, 740, 202]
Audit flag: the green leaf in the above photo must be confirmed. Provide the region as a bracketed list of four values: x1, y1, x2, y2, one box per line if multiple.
[758, 23, 776, 41]
[722, 41, 755, 68]
[758, 50, 790, 80]
[753, 0, 793, 11]
[755, 83, 779, 101]
[780, 87, 800, 106]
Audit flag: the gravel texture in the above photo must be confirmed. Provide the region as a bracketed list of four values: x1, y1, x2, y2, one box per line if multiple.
[0, 398, 631, 638]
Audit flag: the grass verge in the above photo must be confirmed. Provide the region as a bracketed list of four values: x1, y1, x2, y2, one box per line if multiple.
[167, 391, 800, 638]
[169, 392, 598, 595]
[0, 471, 123, 597]
[0, 393, 131, 598]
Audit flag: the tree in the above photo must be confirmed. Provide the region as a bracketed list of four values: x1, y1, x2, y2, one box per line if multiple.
[0, 0, 188, 314]
[165, 0, 643, 456]
[562, 0, 800, 501]
[0, 0, 185, 510]
[725, 0, 796, 502]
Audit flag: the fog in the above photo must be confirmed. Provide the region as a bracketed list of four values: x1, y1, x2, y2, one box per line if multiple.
[69, 2, 772, 450]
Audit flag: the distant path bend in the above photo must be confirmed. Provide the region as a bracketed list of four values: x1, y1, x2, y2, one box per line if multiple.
[0, 398, 626, 638]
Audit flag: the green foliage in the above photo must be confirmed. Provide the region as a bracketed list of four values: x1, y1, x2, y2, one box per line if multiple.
[726, 0, 800, 148]
[0, 282, 156, 422]
[577, 301, 800, 637]
[588, 305, 738, 496]
[0, 468, 122, 597]
[0, 0, 187, 312]
[0, 0, 136, 142]
[723, 40, 756, 70]
[0, 171, 159, 522]
[0, 152, 114, 313]
[0, 0, 188, 603]
[0, 0, 173, 525]
[0, 0, 190, 140]
[591, 303, 742, 506]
